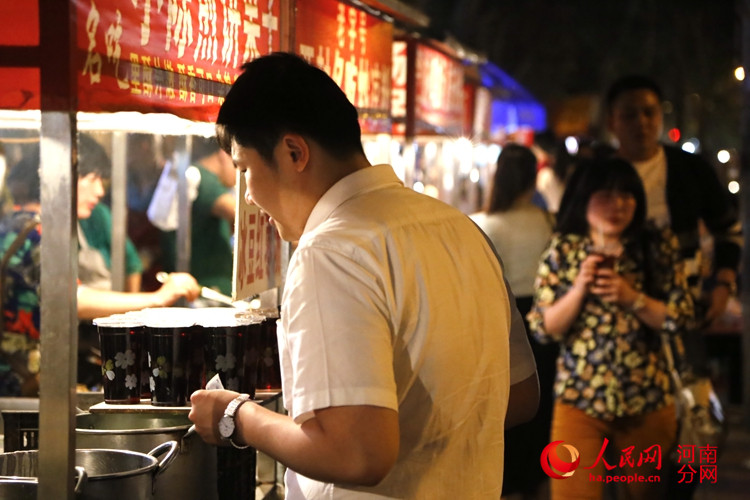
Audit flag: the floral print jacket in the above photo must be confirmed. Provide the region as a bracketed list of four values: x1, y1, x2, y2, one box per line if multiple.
[527, 226, 694, 420]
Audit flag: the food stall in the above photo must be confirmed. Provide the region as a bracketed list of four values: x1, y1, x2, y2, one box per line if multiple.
[460, 60, 548, 212]
[391, 35, 468, 204]
[0, 0, 287, 498]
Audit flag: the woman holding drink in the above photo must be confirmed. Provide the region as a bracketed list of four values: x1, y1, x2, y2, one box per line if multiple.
[527, 157, 694, 499]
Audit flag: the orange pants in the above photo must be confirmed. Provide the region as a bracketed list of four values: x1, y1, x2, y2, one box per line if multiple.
[549, 401, 677, 500]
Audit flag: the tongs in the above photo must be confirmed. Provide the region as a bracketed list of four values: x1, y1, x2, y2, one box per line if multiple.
[155, 272, 251, 310]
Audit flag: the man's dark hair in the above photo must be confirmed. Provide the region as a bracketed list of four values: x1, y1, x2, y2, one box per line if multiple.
[487, 143, 538, 213]
[556, 157, 646, 240]
[604, 75, 664, 113]
[78, 133, 111, 179]
[216, 52, 364, 162]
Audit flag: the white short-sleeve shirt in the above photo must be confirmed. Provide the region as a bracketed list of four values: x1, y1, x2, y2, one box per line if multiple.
[279, 164, 512, 499]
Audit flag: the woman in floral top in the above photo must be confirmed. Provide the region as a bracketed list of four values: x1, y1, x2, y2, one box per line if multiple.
[527, 157, 693, 499]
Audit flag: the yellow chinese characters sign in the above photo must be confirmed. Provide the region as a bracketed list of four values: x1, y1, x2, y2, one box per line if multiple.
[76, 0, 280, 122]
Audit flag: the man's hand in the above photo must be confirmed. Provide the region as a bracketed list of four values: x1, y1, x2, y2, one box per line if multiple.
[189, 389, 240, 445]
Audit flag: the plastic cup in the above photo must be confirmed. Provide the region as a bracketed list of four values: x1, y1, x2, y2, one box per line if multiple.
[94, 315, 144, 404]
[197, 308, 262, 398]
[143, 309, 198, 407]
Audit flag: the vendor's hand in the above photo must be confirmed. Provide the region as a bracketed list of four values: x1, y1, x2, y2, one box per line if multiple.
[155, 272, 200, 305]
[573, 254, 601, 294]
[589, 267, 639, 307]
[188, 389, 241, 445]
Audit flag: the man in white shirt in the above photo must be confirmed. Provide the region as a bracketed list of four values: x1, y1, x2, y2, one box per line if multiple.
[189, 52, 538, 498]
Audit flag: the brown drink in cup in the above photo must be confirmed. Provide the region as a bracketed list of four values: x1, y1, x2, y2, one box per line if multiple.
[589, 240, 622, 271]
[594, 252, 617, 270]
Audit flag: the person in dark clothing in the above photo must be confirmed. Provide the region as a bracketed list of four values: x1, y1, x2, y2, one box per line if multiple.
[605, 74, 742, 499]
[605, 75, 741, 325]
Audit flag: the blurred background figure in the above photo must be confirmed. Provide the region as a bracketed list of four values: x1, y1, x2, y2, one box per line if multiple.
[0, 137, 200, 396]
[157, 135, 236, 298]
[76, 133, 143, 293]
[535, 140, 575, 216]
[470, 143, 555, 500]
[605, 73, 742, 500]
[125, 133, 167, 292]
[605, 75, 741, 328]
[528, 157, 694, 500]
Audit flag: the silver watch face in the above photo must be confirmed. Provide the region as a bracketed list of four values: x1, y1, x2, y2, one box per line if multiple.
[218, 414, 235, 439]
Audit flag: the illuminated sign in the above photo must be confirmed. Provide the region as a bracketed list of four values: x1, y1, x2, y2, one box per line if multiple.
[295, 0, 393, 133]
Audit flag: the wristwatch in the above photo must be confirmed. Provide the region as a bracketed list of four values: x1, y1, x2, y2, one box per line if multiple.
[630, 292, 647, 312]
[218, 394, 251, 449]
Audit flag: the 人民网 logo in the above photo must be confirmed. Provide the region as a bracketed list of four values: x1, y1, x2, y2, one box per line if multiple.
[540, 440, 581, 479]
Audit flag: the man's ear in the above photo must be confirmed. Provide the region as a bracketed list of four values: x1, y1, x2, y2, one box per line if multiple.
[283, 134, 309, 171]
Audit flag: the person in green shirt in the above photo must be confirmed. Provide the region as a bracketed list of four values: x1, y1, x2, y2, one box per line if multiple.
[79, 202, 143, 292]
[161, 136, 236, 296]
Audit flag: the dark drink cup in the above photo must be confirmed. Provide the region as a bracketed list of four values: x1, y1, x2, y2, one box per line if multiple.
[143, 309, 197, 407]
[122, 310, 152, 399]
[94, 315, 144, 404]
[256, 308, 282, 392]
[242, 318, 264, 397]
[198, 308, 262, 398]
[594, 252, 617, 270]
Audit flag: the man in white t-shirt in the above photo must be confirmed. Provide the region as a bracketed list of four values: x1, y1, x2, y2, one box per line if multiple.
[188, 53, 538, 498]
[605, 75, 741, 325]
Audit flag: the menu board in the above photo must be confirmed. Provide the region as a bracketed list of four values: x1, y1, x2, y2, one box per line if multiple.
[294, 0, 393, 133]
[391, 40, 464, 136]
[233, 172, 283, 300]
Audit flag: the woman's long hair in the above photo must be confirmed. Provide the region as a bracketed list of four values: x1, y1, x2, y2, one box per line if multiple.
[486, 143, 538, 213]
[555, 157, 646, 240]
[557, 157, 662, 296]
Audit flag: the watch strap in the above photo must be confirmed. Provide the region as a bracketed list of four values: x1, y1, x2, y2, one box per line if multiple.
[222, 394, 251, 449]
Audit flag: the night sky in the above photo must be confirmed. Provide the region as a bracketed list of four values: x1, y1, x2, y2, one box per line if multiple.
[399, 0, 742, 151]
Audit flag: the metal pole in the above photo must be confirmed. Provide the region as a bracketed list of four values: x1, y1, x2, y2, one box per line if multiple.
[740, 0, 750, 430]
[110, 132, 127, 291]
[38, 0, 78, 497]
[176, 135, 193, 275]
[38, 114, 78, 500]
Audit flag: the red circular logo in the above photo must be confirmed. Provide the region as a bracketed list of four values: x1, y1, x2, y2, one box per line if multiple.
[540, 440, 581, 479]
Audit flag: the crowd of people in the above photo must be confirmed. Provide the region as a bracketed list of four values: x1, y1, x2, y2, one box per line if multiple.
[0, 53, 740, 500]
[473, 75, 739, 500]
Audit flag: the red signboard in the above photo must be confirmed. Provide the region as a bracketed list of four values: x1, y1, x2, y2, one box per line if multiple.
[294, 0, 393, 134]
[0, 1, 40, 46]
[0, 1, 279, 121]
[233, 174, 283, 299]
[391, 40, 407, 129]
[414, 43, 463, 135]
[391, 40, 464, 136]
[463, 82, 475, 137]
[75, 0, 280, 122]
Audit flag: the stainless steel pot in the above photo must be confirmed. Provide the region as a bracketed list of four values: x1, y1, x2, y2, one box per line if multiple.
[0, 478, 38, 498]
[0, 441, 176, 499]
[76, 413, 217, 500]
